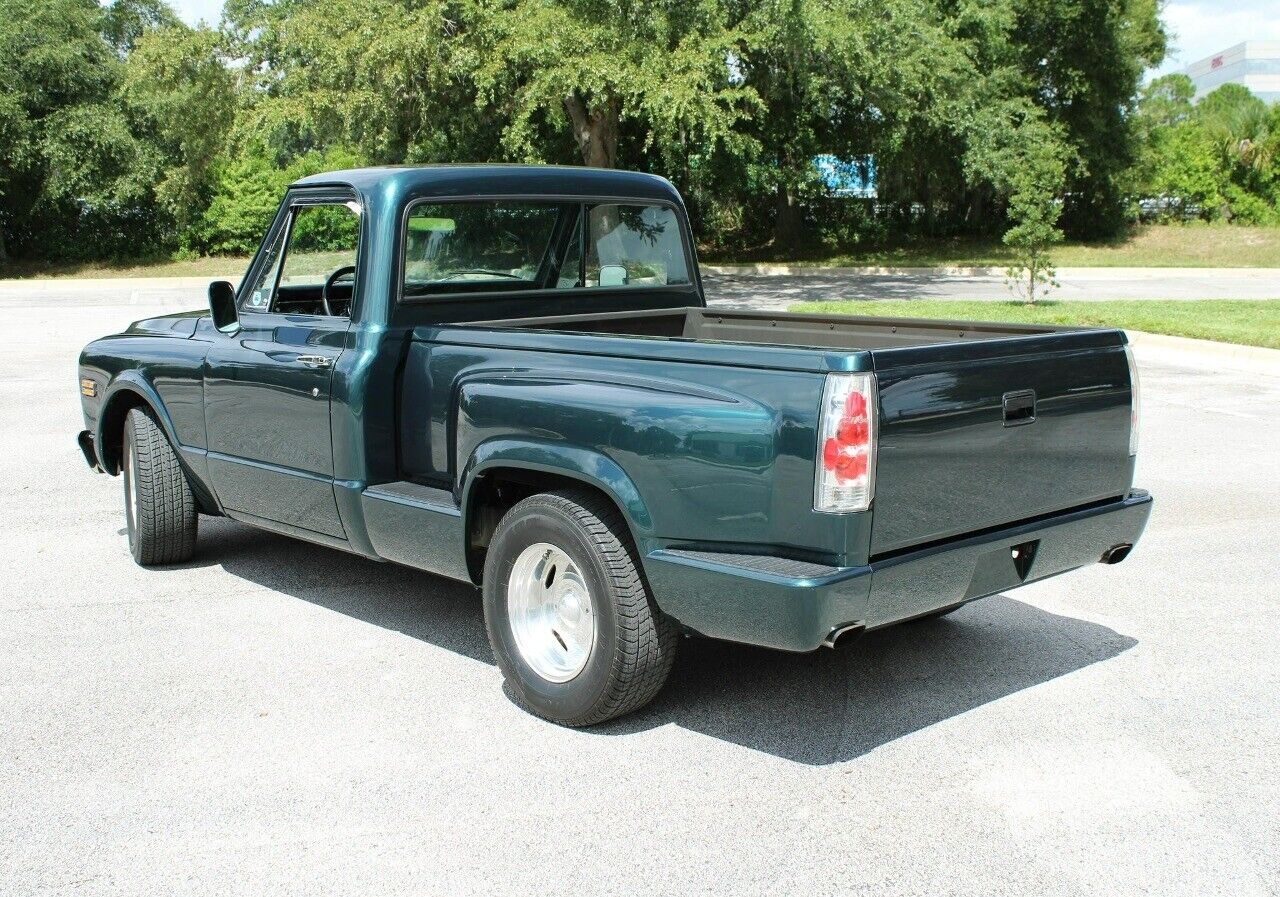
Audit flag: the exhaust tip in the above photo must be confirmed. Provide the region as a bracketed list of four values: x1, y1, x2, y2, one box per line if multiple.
[1100, 543, 1133, 565]
[822, 622, 864, 649]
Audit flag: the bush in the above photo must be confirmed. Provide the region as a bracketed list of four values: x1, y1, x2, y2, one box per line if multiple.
[193, 146, 365, 255]
[1225, 184, 1280, 226]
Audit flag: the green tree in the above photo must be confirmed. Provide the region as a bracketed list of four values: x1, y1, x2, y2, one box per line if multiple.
[1131, 80, 1277, 224]
[196, 146, 363, 254]
[964, 105, 1069, 303]
[731, 0, 961, 247]
[0, 0, 223, 259]
[1192, 84, 1275, 221]
[469, 0, 755, 170]
[1010, 0, 1166, 238]
[119, 23, 238, 245]
[1134, 73, 1196, 134]
[1148, 120, 1227, 220]
[1001, 136, 1067, 305]
[0, 0, 122, 257]
[101, 0, 180, 54]
[224, 0, 481, 164]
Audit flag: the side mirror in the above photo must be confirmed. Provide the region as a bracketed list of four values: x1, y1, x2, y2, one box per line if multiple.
[208, 280, 238, 331]
[598, 264, 628, 287]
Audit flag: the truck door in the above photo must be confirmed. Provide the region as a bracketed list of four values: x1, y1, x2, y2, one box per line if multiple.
[203, 192, 361, 539]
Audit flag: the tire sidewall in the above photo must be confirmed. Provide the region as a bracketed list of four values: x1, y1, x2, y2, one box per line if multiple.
[123, 412, 141, 561]
[484, 501, 622, 721]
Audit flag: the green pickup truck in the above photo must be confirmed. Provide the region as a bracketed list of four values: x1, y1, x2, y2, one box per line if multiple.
[76, 165, 1152, 725]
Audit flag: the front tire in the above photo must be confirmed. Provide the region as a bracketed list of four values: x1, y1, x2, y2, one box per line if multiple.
[122, 407, 197, 566]
[482, 489, 677, 726]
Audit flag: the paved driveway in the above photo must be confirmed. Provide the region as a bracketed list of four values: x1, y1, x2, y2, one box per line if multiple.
[2, 301, 1278, 895]
[703, 266, 1280, 309]
[2, 266, 1277, 313]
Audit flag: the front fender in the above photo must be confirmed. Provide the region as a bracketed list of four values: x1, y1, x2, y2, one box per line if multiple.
[460, 437, 656, 550]
[95, 372, 183, 476]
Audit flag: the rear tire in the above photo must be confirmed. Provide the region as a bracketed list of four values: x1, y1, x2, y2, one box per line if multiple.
[482, 489, 677, 726]
[122, 407, 197, 566]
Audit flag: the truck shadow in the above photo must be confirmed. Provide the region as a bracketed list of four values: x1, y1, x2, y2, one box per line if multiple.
[199, 517, 1136, 766]
[608, 603, 1136, 764]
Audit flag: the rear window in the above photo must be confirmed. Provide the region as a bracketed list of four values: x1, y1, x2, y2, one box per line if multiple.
[401, 199, 691, 300]
[584, 204, 690, 289]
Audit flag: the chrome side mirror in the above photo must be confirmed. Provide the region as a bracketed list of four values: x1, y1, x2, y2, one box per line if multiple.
[208, 280, 239, 331]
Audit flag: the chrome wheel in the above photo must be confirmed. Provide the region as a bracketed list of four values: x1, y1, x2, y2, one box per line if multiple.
[506, 542, 596, 683]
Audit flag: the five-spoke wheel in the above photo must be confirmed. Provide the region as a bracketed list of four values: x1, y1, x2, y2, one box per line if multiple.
[507, 543, 596, 682]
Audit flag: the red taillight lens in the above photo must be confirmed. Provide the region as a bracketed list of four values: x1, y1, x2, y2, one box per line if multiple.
[815, 372, 877, 512]
[835, 450, 868, 481]
[836, 417, 868, 446]
[844, 392, 867, 418]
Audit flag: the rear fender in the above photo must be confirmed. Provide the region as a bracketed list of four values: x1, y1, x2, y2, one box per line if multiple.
[460, 438, 655, 552]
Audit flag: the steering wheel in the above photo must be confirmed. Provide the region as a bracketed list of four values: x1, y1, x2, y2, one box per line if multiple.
[322, 265, 356, 317]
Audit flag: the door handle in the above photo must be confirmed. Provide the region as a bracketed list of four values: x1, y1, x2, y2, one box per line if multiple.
[296, 354, 333, 369]
[1002, 389, 1036, 427]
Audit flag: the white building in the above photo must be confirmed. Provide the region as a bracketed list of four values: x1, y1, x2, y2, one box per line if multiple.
[1181, 41, 1280, 103]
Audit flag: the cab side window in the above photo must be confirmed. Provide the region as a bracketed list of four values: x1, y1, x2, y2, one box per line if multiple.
[243, 226, 286, 312]
[242, 200, 361, 317]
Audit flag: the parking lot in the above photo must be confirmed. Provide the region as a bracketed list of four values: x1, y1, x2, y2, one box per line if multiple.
[3, 265, 1279, 313]
[2, 296, 1278, 896]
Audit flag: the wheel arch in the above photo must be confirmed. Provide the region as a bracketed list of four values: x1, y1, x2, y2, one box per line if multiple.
[459, 439, 655, 585]
[94, 375, 221, 516]
[95, 376, 177, 476]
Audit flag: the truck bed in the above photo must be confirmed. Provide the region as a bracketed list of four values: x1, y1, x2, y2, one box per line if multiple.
[483, 306, 1077, 351]
[457, 305, 1135, 557]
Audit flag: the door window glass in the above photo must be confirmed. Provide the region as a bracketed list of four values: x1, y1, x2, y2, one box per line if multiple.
[243, 226, 286, 312]
[278, 202, 360, 289]
[242, 200, 361, 315]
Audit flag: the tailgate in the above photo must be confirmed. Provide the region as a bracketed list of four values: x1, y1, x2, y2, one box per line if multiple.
[869, 330, 1136, 556]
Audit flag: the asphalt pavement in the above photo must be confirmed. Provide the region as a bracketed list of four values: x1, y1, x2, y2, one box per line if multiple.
[703, 266, 1280, 309]
[2, 298, 1278, 896]
[1, 265, 1277, 312]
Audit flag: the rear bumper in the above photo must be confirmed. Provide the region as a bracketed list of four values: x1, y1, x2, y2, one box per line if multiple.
[643, 490, 1153, 652]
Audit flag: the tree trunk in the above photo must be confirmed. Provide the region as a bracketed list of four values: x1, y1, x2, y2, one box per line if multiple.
[563, 92, 619, 168]
[773, 183, 802, 248]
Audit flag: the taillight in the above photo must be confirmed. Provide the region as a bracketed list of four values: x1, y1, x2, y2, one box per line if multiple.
[815, 372, 877, 513]
[1124, 344, 1140, 456]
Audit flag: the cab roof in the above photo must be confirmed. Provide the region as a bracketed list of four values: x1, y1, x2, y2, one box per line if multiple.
[291, 164, 682, 205]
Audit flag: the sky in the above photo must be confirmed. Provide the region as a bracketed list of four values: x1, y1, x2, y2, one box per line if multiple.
[167, 0, 222, 26]
[1151, 0, 1280, 76]
[163, 0, 1280, 77]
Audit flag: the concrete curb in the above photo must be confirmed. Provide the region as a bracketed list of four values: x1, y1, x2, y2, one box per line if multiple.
[704, 264, 1280, 279]
[1126, 330, 1280, 377]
